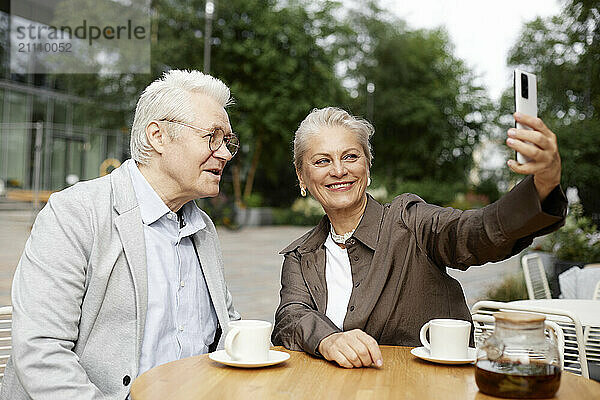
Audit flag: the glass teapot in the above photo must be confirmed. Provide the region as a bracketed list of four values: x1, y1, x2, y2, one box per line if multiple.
[475, 312, 561, 399]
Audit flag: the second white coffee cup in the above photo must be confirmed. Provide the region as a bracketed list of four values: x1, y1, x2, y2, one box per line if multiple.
[419, 318, 471, 359]
[224, 320, 272, 362]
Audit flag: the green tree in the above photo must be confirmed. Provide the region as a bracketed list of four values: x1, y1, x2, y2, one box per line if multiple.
[46, 0, 350, 207]
[506, 0, 600, 222]
[343, 4, 493, 200]
[40, 0, 499, 210]
[153, 0, 350, 206]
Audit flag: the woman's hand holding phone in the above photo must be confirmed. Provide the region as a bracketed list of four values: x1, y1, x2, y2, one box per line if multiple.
[506, 112, 562, 202]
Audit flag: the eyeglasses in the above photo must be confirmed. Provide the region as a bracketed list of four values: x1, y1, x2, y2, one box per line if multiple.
[159, 119, 239, 157]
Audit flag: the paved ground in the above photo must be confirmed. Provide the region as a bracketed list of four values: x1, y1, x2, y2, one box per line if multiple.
[0, 210, 522, 322]
[0, 210, 34, 306]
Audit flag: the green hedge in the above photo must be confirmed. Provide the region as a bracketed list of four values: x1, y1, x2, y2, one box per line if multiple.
[484, 271, 528, 302]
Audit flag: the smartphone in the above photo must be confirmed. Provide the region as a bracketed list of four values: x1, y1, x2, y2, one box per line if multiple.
[514, 69, 537, 164]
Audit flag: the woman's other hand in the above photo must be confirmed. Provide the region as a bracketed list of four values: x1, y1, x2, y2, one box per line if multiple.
[506, 113, 562, 201]
[318, 329, 383, 368]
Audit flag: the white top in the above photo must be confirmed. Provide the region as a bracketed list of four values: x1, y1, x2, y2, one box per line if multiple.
[129, 162, 218, 376]
[324, 233, 353, 330]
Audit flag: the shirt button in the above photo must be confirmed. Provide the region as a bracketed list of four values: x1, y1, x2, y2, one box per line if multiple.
[354, 282, 360, 288]
[123, 375, 131, 386]
[349, 305, 355, 312]
[179, 325, 184, 332]
[180, 281, 185, 287]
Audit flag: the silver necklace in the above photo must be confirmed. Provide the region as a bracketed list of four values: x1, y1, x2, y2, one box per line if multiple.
[330, 223, 355, 244]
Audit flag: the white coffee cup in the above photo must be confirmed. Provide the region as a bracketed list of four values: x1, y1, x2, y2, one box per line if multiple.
[224, 320, 272, 362]
[419, 318, 471, 359]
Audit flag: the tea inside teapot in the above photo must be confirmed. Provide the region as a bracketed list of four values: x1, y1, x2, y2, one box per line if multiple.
[475, 312, 561, 399]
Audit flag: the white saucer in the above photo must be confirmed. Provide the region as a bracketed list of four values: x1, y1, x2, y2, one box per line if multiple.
[410, 346, 476, 365]
[209, 350, 290, 368]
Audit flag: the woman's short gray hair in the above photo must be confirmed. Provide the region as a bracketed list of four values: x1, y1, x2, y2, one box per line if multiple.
[293, 107, 374, 174]
[130, 69, 232, 164]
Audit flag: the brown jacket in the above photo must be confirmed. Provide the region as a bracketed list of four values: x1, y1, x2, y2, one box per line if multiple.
[272, 176, 567, 355]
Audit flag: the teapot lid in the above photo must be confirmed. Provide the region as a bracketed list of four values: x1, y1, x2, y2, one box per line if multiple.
[494, 311, 545, 324]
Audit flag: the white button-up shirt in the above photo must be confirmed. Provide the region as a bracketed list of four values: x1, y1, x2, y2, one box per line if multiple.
[129, 162, 218, 376]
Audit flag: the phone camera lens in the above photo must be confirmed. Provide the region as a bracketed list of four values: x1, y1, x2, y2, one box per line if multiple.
[521, 73, 529, 99]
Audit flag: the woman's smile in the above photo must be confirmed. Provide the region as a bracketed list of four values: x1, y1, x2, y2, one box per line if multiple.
[325, 181, 355, 191]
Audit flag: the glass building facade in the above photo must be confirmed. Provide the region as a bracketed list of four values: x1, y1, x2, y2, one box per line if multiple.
[0, 4, 129, 191]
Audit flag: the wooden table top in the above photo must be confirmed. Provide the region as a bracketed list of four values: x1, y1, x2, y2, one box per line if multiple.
[131, 346, 600, 400]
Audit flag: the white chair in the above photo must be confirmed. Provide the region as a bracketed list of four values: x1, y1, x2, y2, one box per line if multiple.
[472, 313, 565, 369]
[0, 306, 12, 384]
[472, 301, 589, 378]
[583, 280, 600, 365]
[521, 254, 551, 300]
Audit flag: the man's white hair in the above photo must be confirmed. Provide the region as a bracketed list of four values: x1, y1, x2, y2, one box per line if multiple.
[130, 69, 232, 164]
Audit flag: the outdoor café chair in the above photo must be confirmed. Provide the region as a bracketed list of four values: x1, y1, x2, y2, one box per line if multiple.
[582, 280, 600, 365]
[522, 253, 552, 300]
[0, 305, 12, 385]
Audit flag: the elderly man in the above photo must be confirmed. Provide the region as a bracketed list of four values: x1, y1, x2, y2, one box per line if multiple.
[0, 70, 241, 399]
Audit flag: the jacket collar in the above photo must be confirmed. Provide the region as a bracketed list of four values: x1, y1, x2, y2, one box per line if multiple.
[282, 194, 384, 254]
[353, 194, 384, 251]
[109, 159, 148, 371]
[111, 159, 139, 216]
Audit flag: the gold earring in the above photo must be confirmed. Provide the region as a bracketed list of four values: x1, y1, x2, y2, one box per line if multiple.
[300, 187, 307, 197]
[367, 177, 371, 187]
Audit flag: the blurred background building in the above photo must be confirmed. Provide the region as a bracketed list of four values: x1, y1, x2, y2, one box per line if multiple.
[0, 1, 129, 192]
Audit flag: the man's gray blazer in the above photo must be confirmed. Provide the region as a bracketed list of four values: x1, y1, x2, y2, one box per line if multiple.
[0, 160, 240, 399]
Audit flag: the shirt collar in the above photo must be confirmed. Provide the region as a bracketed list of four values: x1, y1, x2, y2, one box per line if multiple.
[127, 161, 206, 232]
[128, 161, 170, 225]
[352, 194, 384, 251]
[179, 200, 207, 234]
[291, 194, 383, 254]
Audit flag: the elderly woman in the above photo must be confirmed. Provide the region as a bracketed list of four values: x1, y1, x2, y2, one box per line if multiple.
[271, 107, 566, 369]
